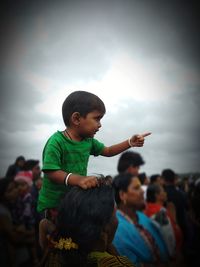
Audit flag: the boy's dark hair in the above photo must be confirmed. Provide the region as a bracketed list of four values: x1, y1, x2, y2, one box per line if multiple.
[117, 151, 145, 173]
[112, 173, 135, 205]
[146, 184, 161, 202]
[62, 91, 106, 126]
[161, 169, 176, 183]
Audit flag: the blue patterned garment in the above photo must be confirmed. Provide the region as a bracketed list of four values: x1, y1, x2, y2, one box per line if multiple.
[113, 210, 169, 267]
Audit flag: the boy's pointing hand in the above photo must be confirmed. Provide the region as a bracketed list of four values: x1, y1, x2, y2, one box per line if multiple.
[129, 132, 151, 147]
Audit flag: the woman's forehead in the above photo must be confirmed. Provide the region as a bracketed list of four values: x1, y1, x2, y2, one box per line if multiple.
[130, 177, 141, 186]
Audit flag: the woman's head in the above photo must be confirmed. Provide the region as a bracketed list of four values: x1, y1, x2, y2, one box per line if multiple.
[56, 178, 117, 253]
[113, 173, 145, 210]
[146, 184, 167, 203]
[24, 159, 41, 180]
[0, 177, 19, 203]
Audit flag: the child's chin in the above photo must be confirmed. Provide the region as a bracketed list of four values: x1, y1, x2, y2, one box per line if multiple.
[82, 133, 94, 138]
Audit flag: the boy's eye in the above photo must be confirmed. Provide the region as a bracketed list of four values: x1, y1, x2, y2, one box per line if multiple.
[94, 117, 100, 121]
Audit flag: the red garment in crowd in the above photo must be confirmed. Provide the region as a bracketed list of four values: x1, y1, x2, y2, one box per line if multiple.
[144, 202, 183, 251]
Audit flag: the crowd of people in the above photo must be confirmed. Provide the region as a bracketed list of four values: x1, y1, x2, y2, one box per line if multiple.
[1, 154, 200, 267]
[1, 91, 200, 267]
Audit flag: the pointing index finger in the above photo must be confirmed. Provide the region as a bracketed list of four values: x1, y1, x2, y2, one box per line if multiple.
[141, 132, 152, 138]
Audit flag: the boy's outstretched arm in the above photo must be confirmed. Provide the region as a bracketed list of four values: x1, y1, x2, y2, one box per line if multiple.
[101, 132, 151, 157]
[44, 170, 98, 189]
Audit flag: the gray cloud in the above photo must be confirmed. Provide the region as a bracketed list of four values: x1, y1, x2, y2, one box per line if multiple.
[0, 0, 199, 176]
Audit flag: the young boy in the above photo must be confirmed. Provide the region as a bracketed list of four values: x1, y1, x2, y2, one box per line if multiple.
[37, 91, 151, 213]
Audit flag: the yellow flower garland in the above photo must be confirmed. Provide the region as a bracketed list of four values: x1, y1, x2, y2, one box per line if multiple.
[50, 237, 78, 250]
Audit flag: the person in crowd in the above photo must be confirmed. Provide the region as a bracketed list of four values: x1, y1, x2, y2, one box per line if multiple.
[37, 90, 150, 216]
[138, 172, 149, 200]
[39, 176, 135, 267]
[112, 173, 169, 267]
[14, 171, 35, 228]
[31, 176, 43, 221]
[14, 171, 39, 266]
[186, 178, 200, 266]
[161, 169, 194, 266]
[0, 177, 36, 267]
[150, 174, 163, 186]
[5, 155, 25, 180]
[144, 184, 183, 260]
[31, 175, 44, 260]
[24, 159, 43, 256]
[191, 178, 200, 224]
[24, 159, 41, 181]
[23, 160, 42, 220]
[116, 151, 147, 204]
[117, 151, 145, 176]
[161, 169, 188, 241]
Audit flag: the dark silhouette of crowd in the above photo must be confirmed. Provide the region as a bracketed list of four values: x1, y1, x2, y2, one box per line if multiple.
[1, 153, 200, 267]
[1, 156, 43, 267]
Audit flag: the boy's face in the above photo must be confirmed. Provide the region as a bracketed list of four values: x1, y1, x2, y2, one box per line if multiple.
[79, 110, 104, 138]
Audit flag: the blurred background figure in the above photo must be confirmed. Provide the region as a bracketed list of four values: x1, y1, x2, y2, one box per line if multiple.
[14, 171, 39, 266]
[5, 156, 25, 180]
[138, 172, 150, 200]
[117, 151, 145, 176]
[0, 176, 35, 267]
[24, 159, 41, 182]
[161, 169, 188, 241]
[145, 183, 183, 265]
[150, 174, 163, 186]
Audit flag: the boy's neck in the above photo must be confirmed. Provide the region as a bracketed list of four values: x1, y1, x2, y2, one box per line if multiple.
[64, 128, 83, 141]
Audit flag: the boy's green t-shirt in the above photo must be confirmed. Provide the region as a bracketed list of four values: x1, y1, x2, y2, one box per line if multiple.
[37, 131, 105, 212]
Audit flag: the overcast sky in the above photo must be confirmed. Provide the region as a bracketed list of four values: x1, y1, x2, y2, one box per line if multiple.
[0, 0, 200, 177]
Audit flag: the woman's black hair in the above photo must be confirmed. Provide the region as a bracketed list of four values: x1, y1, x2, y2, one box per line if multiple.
[150, 174, 160, 184]
[15, 156, 25, 164]
[23, 159, 39, 170]
[146, 184, 162, 203]
[62, 91, 106, 127]
[112, 173, 135, 205]
[50, 178, 114, 266]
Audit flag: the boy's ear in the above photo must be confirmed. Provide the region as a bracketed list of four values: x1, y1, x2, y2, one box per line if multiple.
[71, 112, 81, 125]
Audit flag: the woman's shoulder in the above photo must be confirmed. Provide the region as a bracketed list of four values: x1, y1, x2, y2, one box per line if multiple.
[137, 210, 151, 219]
[88, 251, 135, 267]
[136, 211, 155, 226]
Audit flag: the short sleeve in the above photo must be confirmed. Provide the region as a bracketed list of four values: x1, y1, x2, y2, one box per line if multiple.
[42, 136, 62, 171]
[90, 138, 105, 156]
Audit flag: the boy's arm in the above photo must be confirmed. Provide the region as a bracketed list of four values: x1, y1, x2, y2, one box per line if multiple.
[101, 132, 151, 157]
[44, 170, 98, 189]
